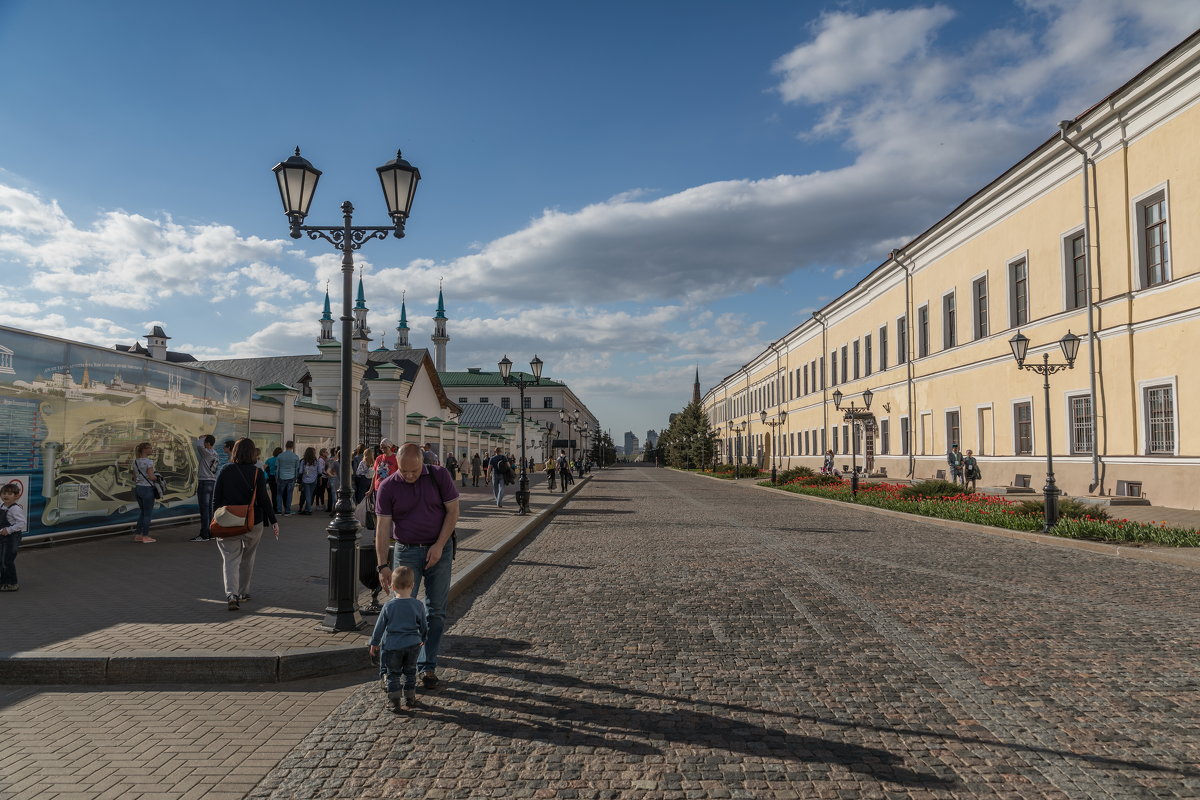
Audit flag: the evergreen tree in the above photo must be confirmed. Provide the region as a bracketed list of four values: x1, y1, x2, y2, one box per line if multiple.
[658, 400, 719, 469]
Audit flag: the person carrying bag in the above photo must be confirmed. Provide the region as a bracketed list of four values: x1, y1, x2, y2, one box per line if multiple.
[212, 438, 278, 611]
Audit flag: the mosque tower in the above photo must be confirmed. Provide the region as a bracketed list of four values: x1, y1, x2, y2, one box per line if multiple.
[353, 276, 372, 356]
[318, 288, 335, 343]
[396, 291, 411, 348]
[431, 284, 449, 371]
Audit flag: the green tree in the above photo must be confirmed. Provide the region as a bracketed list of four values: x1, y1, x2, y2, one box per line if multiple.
[659, 400, 719, 469]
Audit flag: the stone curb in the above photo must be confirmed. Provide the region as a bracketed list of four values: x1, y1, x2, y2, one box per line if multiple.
[0, 475, 594, 685]
[691, 471, 1200, 570]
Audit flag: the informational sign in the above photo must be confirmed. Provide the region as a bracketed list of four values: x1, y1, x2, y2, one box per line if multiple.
[0, 326, 250, 540]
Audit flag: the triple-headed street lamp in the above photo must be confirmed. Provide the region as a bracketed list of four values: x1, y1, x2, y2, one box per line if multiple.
[498, 354, 543, 515]
[727, 420, 744, 480]
[759, 410, 788, 484]
[1008, 329, 1081, 531]
[272, 147, 420, 633]
[832, 387, 873, 497]
[559, 409, 580, 463]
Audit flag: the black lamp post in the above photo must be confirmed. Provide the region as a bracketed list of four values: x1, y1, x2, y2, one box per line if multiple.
[832, 387, 873, 497]
[759, 410, 788, 483]
[498, 354, 543, 515]
[1009, 330, 1081, 531]
[727, 420, 744, 480]
[272, 147, 420, 632]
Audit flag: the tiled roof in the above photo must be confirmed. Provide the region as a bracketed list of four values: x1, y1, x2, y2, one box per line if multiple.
[439, 369, 565, 387]
[455, 403, 508, 430]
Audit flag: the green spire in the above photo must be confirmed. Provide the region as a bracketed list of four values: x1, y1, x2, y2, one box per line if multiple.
[321, 291, 332, 321]
[398, 297, 409, 329]
[434, 287, 447, 319]
[355, 277, 367, 310]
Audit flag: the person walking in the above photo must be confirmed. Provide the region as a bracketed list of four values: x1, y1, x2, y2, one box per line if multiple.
[488, 447, 509, 507]
[369, 566, 428, 712]
[557, 451, 573, 492]
[459, 453, 468, 487]
[213, 437, 278, 611]
[299, 447, 321, 514]
[444, 452, 458, 485]
[354, 446, 374, 506]
[374, 443, 459, 690]
[963, 449, 981, 492]
[265, 446, 281, 514]
[544, 456, 557, 491]
[313, 448, 330, 511]
[947, 444, 965, 486]
[372, 439, 399, 491]
[470, 453, 482, 487]
[275, 441, 300, 515]
[0, 481, 27, 591]
[822, 449, 834, 476]
[325, 447, 341, 513]
[131, 442, 158, 543]
[191, 435, 220, 542]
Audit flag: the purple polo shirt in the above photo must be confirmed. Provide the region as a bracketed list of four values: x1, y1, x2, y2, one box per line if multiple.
[374, 464, 459, 544]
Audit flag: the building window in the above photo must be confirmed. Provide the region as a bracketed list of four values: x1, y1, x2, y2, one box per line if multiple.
[864, 335, 872, 377]
[543, 396, 554, 409]
[523, 396, 532, 409]
[900, 417, 910, 456]
[803, 365, 809, 396]
[879, 325, 888, 371]
[972, 277, 988, 339]
[479, 397, 488, 404]
[841, 346, 848, 384]
[853, 340, 861, 380]
[879, 419, 890, 455]
[1009, 258, 1028, 328]
[1014, 401, 1033, 455]
[830, 351, 838, 385]
[1145, 384, 1175, 454]
[942, 292, 957, 349]
[1137, 192, 1169, 288]
[457, 397, 468, 404]
[917, 305, 929, 358]
[1066, 233, 1087, 309]
[501, 397, 510, 409]
[803, 430, 809, 455]
[842, 424, 849, 454]
[897, 316, 908, 364]
[946, 410, 960, 449]
[1069, 394, 1093, 454]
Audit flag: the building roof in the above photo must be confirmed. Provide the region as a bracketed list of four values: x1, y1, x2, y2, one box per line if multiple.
[114, 342, 197, 363]
[439, 368, 566, 388]
[455, 403, 508, 430]
[193, 354, 311, 387]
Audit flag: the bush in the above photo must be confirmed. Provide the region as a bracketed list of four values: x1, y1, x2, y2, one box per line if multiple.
[794, 474, 843, 487]
[897, 479, 963, 499]
[1015, 497, 1110, 521]
[777, 466, 815, 483]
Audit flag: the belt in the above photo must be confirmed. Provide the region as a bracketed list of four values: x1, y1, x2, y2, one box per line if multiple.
[395, 541, 435, 547]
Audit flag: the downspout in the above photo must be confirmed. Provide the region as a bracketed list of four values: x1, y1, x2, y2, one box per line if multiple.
[1059, 120, 1102, 493]
[891, 249, 916, 478]
[812, 311, 828, 454]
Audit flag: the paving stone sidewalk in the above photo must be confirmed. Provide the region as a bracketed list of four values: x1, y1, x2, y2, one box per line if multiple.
[251, 464, 1199, 799]
[0, 471, 589, 682]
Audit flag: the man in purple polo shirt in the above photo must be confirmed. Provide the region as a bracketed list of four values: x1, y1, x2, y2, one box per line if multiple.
[375, 443, 460, 689]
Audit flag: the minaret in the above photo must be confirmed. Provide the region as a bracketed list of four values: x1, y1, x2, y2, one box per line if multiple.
[353, 276, 371, 356]
[431, 283, 449, 371]
[396, 291, 410, 348]
[318, 287, 335, 343]
[692, 367, 701, 404]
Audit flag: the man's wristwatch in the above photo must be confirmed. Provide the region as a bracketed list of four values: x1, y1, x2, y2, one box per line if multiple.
[376, 564, 389, 573]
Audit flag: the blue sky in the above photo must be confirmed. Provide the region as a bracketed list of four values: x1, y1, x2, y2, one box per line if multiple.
[2, 0, 1198, 440]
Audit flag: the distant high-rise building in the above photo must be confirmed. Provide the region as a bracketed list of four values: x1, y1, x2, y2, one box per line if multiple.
[645, 429, 658, 448]
[623, 431, 640, 456]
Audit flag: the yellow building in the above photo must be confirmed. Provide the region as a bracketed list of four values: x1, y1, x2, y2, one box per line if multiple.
[704, 31, 1200, 510]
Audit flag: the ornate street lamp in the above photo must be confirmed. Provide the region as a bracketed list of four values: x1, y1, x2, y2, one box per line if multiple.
[833, 389, 872, 496]
[499, 354, 543, 514]
[271, 147, 421, 632]
[727, 420, 745, 480]
[759, 410, 788, 483]
[1009, 330, 1080, 531]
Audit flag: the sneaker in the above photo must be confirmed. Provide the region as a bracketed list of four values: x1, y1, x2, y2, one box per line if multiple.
[189, 535, 211, 542]
[238, 594, 251, 602]
[420, 671, 439, 690]
[227, 595, 240, 611]
[134, 535, 157, 543]
[389, 696, 403, 713]
[0, 584, 15, 592]
[405, 689, 419, 707]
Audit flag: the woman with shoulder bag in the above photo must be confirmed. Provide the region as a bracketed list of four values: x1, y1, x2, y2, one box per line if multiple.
[131, 442, 159, 543]
[213, 438, 278, 611]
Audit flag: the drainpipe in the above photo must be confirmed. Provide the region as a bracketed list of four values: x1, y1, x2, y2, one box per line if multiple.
[812, 311, 829, 454]
[891, 249, 916, 478]
[1059, 120, 1102, 494]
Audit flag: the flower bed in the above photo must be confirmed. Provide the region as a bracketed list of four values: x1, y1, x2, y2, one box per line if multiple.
[764, 477, 1200, 547]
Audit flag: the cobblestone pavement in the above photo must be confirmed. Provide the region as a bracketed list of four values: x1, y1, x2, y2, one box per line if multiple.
[248, 465, 1200, 799]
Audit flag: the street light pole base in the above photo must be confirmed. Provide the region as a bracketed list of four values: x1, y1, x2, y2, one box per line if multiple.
[318, 493, 364, 633]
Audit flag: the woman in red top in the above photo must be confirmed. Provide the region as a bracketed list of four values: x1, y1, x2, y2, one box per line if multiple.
[372, 438, 399, 492]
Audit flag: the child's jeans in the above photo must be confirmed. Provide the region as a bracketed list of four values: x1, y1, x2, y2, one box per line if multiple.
[382, 645, 421, 695]
[0, 531, 21, 585]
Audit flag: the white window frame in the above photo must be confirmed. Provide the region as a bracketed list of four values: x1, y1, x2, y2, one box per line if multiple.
[899, 415, 910, 456]
[1064, 390, 1094, 455]
[971, 272, 989, 340]
[975, 402, 993, 457]
[942, 290, 957, 350]
[1008, 251, 1030, 329]
[919, 410, 932, 455]
[1136, 376, 1179, 456]
[878, 417, 890, 455]
[1011, 396, 1035, 456]
[917, 304, 930, 358]
[1060, 225, 1087, 311]
[945, 407, 961, 451]
[1131, 182, 1171, 290]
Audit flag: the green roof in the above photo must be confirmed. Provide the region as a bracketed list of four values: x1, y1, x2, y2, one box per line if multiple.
[255, 382, 296, 391]
[427, 417, 445, 423]
[437, 370, 565, 388]
[406, 412, 427, 419]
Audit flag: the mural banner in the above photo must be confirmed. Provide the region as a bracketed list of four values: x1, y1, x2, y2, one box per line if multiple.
[0, 326, 250, 541]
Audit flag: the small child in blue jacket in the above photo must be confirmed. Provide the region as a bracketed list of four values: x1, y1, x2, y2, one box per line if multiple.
[369, 566, 428, 712]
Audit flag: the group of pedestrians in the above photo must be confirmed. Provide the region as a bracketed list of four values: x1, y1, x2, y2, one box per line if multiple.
[947, 444, 982, 491]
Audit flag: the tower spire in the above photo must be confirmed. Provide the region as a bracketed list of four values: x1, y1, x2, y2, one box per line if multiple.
[352, 269, 371, 356]
[396, 290, 410, 347]
[431, 278, 449, 371]
[692, 366, 701, 404]
[318, 281, 334, 343]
